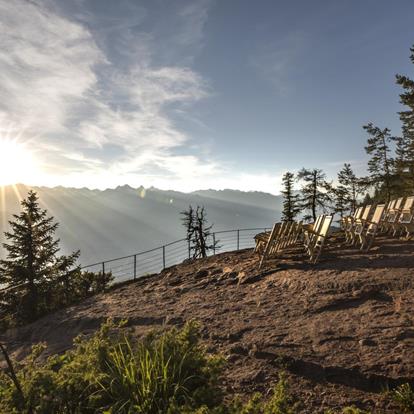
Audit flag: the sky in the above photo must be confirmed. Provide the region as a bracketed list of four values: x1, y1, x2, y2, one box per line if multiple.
[0, 0, 413, 194]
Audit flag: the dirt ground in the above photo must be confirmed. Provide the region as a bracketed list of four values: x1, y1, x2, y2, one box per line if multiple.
[2, 234, 414, 413]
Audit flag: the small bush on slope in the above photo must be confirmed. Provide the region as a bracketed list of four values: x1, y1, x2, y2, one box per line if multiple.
[390, 383, 414, 413]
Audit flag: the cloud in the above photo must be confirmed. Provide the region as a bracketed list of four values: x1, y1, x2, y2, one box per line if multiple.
[0, 0, 217, 187]
[0, 0, 104, 135]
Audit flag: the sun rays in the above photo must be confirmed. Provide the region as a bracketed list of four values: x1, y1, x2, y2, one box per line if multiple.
[0, 138, 38, 187]
[0, 122, 42, 231]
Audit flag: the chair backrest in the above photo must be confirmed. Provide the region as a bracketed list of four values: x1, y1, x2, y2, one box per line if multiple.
[354, 207, 363, 219]
[370, 204, 386, 226]
[265, 222, 280, 246]
[319, 215, 333, 237]
[312, 215, 324, 234]
[402, 196, 414, 212]
[313, 215, 333, 247]
[394, 197, 404, 210]
[387, 199, 397, 212]
[277, 221, 287, 238]
[361, 205, 372, 221]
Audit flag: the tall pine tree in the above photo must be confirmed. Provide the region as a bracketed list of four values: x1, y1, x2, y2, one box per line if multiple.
[281, 172, 301, 222]
[363, 123, 396, 203]
[332, 185, 349, 219]
[337, 163, 363, 214]
[0, 191, 79, 321]
[395, 45, 414, 193]
[297, 168, 331, 222]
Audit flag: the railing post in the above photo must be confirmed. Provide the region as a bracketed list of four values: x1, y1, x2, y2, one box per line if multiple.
[237, 229, 240, 250]
[213, 233, 216, 255]
[162, 246, 166, 270]
[102, 262, 105, 275]
[134, 254, 137, 280]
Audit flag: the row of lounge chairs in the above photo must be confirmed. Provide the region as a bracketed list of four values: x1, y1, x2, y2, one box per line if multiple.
[342, 204, 386, 250]
[254, 195, 414, 271]
[254, 215, 333, 269]
[342, 196, 414, 249]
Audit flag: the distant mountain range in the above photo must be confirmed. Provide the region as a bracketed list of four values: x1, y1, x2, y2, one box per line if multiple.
[0, 185, 282, 266]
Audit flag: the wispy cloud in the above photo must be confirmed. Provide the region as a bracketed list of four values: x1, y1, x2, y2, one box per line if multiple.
[0, 0, 218, 188]
[252, 31, 307, 95]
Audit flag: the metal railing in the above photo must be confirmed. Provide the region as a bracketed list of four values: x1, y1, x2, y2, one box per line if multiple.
[80, 227, 268, 284]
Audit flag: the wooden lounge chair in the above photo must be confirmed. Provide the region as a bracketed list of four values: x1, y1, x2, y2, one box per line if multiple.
[279, 221, 300, 250]
[341, 207, 361, 232]
[303, 215, 324, 255]
[357, 204, 386, 251]
[379, 199, 396, 232]
[394, 196, 414, 238]
[288, 221, 303, 246]
[349, 205, 372, 245]
[254, 228, 274, 254]
[383, 197, 404, 233]
[270, 221, 297, 255]
[257, 220, 304, 269]
[306, 215, 334, 264]
[344, 207, 363, 243]
[258, 222, 286, 269]
[255, 222, 285, 253]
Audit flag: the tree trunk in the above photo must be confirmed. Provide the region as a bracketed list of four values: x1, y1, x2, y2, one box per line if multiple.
[312, 172, 317, 221]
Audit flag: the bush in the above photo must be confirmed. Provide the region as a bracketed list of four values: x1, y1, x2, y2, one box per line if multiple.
[225, 374, 297, 414]
[0, 320, 223, 414]
[391, 383, 414, 413]
[0, 270, 113, 330]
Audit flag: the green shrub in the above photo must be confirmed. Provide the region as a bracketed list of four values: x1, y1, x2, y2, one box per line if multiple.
[0, 320, 223, 414]
[225, 374, 297, 414]
[390, 383, 414, 413]
[98, 321, 223, 413]
[325, 407, 371, 414]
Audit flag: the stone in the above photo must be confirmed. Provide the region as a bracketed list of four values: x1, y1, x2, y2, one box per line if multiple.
[229, 344, 248, 355]
[194, 269, 209, 279]
[359, 338, 377, 347]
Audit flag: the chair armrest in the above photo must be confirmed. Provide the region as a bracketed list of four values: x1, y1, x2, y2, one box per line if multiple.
[305, 229, 320, 236]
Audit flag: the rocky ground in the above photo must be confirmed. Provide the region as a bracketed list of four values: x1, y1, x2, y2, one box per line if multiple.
[2, 235, 414, 413]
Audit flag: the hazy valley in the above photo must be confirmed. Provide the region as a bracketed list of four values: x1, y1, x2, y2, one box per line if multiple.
[0, 184, 282, 266]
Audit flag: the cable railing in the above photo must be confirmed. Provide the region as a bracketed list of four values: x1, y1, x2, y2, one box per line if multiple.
[0, 227, 269, 295]
[80, 227, 269, 284]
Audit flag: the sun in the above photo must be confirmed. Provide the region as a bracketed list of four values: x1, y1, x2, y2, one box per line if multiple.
[0, 138, 37, 186]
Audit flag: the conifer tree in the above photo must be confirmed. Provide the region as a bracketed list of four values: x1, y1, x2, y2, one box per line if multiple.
[281, 172, 301, 222]
[394, 134, 413, 194]
[337, 163, 363, 213]
[332, 185, 349, 219]
[395, 45, 414, 193]
[0, 191, 79, 321]
[297, 168, 331, 222]
[363, 123, 396, 202]
[396, 45, 414, 138]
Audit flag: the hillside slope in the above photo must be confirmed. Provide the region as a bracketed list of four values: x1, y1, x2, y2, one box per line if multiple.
[2, 236, 414, 412]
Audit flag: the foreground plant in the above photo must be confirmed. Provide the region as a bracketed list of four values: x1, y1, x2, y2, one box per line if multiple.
[0, 320, 223, 413]
[390, 383, 414, 413]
